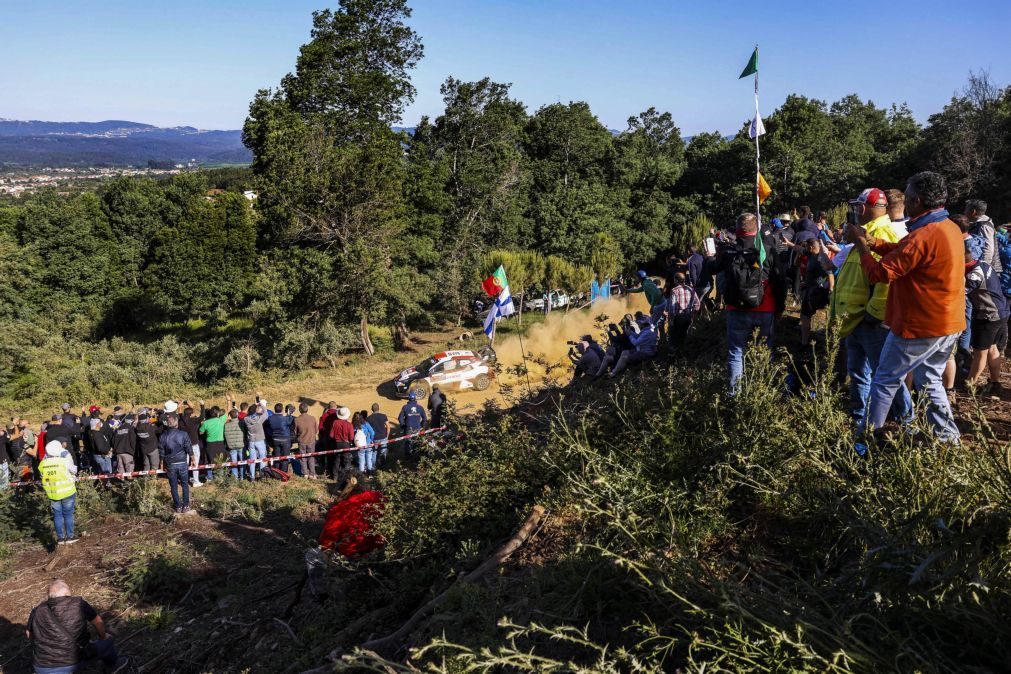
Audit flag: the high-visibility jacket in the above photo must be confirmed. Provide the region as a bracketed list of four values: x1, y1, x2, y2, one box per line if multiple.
[830, 215, 905, 337]
[40, 456, 76, 501]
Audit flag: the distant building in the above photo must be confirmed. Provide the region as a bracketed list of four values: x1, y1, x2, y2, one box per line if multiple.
[243, 190, 258, 201]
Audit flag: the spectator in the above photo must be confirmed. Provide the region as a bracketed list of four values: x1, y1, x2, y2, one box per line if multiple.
[367, 403, 390, 466]
[44, 414, 73, 457]
[0, 424, 11, 490]
[609, 315, 658, 377]
[111, 416, 138, 479]
[319, 401, 338, 478]
[831, 187, 912, 427]
[847, 171, 964, 443]
[997, 223, 1011, 349]
[87, 417, 113, 477]
[223, 409, 246, 480]
[428, 384, 446, 428]
[686, 246, 704, 289]
[568, 340, 602, 379]
[799, 238, 834, 348]
[667, 272, 700, 353]
[267, 403, 296, 475]
[627, 270, 667, 342]
[398, 393, 427, 457]
[964, 239, 1007, 393]
[26, 579, 128, 673]
[294, 403, 318, 479]
[40, 440, 78, 545]
[594, 315, 637, 377]
[59, 404, 83, 470]
[330, 406, 355, 482]
[716, 212, 785, 390]
[886, 188, 909, 238]
[135, 410, 160, 475]
[179, 404, 204, 487]
[242, 404, 269, 480]
[199, 407, 227, 481]
[966, 199, 1001, 274]
[158, 413, 192, 514]
[353, 412, 374, 475]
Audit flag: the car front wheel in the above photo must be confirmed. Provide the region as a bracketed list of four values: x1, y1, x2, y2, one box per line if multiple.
[410, 380, 430, 400]
[473, 374, 490, 391]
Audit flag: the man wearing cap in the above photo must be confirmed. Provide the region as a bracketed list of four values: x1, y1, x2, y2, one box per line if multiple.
[847, 172, 965, 444]
[329, 406, 355, 482]
[398, 393, 427, 458]
[627, 270, 667, 345]
[831, 187, 912, 429]
[40, 439, 79, 544]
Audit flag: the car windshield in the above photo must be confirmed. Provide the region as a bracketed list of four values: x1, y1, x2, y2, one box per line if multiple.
[415, 357, 437, 375]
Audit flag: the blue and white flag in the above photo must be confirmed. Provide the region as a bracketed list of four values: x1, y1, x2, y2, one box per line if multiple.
[483, 279, 515, 337]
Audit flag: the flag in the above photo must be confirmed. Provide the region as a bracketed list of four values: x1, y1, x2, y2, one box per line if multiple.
[482, 265, 515, 337]
[748, 112, 765, 139]
[757, 173, 771, 204]
[739, 48, 758, 79]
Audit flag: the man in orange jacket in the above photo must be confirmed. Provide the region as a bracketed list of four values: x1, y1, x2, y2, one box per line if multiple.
[847, 171, 964, 443]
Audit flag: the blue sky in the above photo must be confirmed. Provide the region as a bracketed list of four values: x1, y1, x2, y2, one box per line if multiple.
[3, 0, 1010, 134]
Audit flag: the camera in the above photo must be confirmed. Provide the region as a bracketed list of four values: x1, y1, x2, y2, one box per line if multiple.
[566, 340, 578, 346]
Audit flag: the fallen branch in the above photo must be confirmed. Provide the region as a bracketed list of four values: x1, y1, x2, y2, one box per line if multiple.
[357, 505, 546, 658]
[209, 518, 288, 544]
[274, 617, 301, 644]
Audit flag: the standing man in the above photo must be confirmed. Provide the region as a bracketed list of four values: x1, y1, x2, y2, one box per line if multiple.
[627, 270, 667, 343]
[294, 403, 318, 479]
[966, 199, 1001, 274]
[329, 406, 355, 483]
[26, 580, 128, 673]
[223, 409, 246, 480]
[111, 416, 138, 478]
[964, 240, 1007, 393]
[667, 272, 700, 353]
[318, 402, 338, 479]
[367, 403, 391, 467]
[158, 414, 193, 514]
[267, 404, 296, 475]
[242, 404, 269, 481]
[428, 385, 446, 429]
[715, 212, 785, 391]
[135, 409, 161, 475]
[40, 440, 78, 545]
[0, 424, 11, 490]
[398, 392, 427, 457]
[831, 187, 912, 428]
[886, 189, 909, 237]
[847, 172, 965, 444]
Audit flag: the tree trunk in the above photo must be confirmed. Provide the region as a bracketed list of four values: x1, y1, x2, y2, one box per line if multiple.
[392, 321, 411, 350]
[360, 316, 375, 358]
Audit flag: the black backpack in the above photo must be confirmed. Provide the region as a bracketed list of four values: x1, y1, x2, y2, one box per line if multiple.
[724, 240, 767, 309]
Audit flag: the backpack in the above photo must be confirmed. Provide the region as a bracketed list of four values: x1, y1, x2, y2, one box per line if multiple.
[724, 240, 767, 309]
[261, 465, 290, 481]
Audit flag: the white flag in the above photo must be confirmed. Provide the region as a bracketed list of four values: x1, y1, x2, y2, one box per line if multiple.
[749, 112, 766, 139]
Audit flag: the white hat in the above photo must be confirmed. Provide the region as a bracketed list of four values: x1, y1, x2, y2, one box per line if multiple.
[164, 400, 178, 413]
[337, 406, 351, 421]
[45, 440, 65, 455]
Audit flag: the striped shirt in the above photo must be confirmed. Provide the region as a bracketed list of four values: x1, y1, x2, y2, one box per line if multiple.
[669, 284, 700, 317]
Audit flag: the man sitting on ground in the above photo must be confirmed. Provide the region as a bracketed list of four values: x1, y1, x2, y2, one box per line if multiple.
[26, 579, 129, 673]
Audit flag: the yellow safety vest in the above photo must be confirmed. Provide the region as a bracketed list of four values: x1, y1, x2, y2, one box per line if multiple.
[40, 456, 76, 500]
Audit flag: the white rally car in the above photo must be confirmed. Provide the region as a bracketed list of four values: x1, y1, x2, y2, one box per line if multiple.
[394, 348, 496, 400]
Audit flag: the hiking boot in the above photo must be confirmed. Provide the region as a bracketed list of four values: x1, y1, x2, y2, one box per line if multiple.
[109, 655, 131, 673]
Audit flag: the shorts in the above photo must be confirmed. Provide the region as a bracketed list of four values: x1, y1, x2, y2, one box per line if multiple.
[800, 286, 829, 317]
[970, 317, 1007, 350]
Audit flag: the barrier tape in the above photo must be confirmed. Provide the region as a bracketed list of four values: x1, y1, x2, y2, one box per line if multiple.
[8, 427, 449, 488]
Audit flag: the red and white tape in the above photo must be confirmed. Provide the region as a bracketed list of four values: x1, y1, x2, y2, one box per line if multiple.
[9, 427, 449, 488]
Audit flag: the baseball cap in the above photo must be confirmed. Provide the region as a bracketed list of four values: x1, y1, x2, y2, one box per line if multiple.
[636, 270, 647, 279]
[849, 188, 887, 207]
[89, 405, 101, 413]
[771, 218, 783, 229]
[408, 391, 417, 400]
[61, 402, 71, 411]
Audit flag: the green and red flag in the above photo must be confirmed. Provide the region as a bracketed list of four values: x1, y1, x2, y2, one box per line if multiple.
[482, 265, 508, 298]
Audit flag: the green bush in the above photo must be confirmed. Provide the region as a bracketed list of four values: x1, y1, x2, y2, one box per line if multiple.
[119, 541, 196, 603]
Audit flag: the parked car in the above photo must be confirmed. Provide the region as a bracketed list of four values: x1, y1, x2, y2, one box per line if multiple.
[523, 289, 570, 312]
[393, 347, 497, 399]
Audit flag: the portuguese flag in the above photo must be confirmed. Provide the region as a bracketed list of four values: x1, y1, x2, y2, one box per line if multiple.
[482, 265, 508, 298]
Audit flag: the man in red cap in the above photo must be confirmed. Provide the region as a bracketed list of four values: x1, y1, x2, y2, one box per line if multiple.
[831, 187, 911, 429]
[847, 172, 965, 444]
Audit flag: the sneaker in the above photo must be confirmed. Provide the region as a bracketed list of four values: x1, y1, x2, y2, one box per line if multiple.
[110, 655, 131, 673]
[174, 506, 182, 514]
[191, 481, 203, 488]
[64, 536, 80, 545]
[182, 505, 193, 515]
[57, 539, 66, 546]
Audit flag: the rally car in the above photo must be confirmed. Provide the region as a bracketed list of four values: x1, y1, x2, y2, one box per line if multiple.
[394, 347, 497, 399]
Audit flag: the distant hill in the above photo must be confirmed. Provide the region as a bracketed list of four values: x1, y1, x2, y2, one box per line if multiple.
[0, 119, 251, 167]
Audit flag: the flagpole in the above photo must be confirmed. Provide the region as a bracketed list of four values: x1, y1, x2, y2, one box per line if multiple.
[753, 44, 761, 222]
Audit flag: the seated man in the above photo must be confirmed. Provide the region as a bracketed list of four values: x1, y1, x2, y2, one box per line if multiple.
[594, 316, 637, 377]
[569, 340, 602, 380]
[27, 579, 129, 673]
[610, 315, 659, 377]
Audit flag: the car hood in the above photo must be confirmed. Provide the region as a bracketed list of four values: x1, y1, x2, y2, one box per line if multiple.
[397, 366, 420, 383]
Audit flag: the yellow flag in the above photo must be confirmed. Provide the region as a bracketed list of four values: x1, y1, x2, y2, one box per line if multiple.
[757, 173, 772, 204]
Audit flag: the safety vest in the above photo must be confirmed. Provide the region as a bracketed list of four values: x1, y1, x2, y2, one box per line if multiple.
[40, 456, 76, 500]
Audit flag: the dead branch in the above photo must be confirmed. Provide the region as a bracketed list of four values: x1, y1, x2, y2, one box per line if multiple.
[357, 505, 546, 657]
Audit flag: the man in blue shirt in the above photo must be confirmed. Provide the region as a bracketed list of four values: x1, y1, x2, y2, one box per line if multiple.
[398, 392, 427, 458]
[158, 414, 193, 514]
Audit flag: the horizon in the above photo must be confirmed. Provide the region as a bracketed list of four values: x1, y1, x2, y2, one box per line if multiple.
[4, 0, 1011, 134]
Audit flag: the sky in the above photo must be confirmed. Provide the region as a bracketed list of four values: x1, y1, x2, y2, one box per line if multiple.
[3, 0, 1011, 135]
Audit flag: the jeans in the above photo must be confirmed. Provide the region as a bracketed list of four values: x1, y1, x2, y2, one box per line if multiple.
[865, 332, 960, 442]
[357, 447, 376, 473]
[228, 448, 243, 479]
[376, 439, 388, 464]
[0, 461, 7, 489]
[166, 461, 190, 509]
[34, 635, 119, 673]
[650, 300, 668, 344]
[726, 310, 775, 391]
[50, 493, 76, 540]
[91, 454, 112, 475]
[190, 444, 201, 484]
[846, 322, 913, 426]
[248, 440, 267, 480]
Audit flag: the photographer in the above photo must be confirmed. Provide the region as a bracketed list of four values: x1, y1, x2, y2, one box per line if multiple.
[593, 314, 638, 377]
[567, 338, 602, 380]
